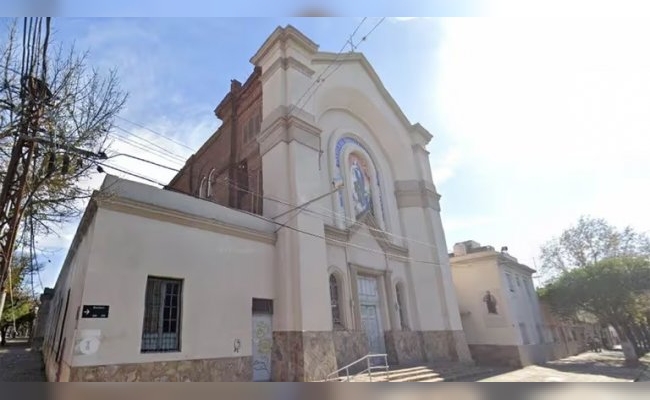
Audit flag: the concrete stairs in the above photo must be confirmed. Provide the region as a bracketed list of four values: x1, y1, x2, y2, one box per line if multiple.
[325, 362, 508, 382]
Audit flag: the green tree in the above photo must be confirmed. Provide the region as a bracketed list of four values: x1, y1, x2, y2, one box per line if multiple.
[0, 18, 127, 242]
[540, 216, 650, 278]
[540, 257, 650, 361]
[0, 255, 37, 345]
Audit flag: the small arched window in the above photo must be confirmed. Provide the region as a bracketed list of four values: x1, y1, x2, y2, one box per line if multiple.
[198, 177, 207, 198]
[329, 274, 343, 330]
[395, 283, 409, 331]
[207, 169, 216, 198]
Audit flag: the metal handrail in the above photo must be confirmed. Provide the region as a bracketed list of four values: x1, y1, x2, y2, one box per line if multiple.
[325, 353, 389, 382]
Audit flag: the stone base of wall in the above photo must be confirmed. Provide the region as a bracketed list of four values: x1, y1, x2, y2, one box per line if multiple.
[421, 330, 468, 362]
[468, 344, 522, 368]
[43, 348, 61, 382]
[519, 344, 552, 366]
[451, 330, 474, 362]
[384, 331, 425, 366]
[272, 331, 337, 382]
[332, 330, 368, 373]
[382, 330, 473, 366]
[68, 356, 252, 382]
[548, 340, 584, 361]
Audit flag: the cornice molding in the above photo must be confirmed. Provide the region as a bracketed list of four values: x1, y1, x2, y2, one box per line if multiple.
[261, 56, 315, 83]
[450, 251, 536, 274]
[312, 51, 432, 147]
[324, 213, 409, 260]
[394, 179, 441, 211]
[257, 106, 322, 156]
[250, 25, 319, 67]
[96, 196, 277, 245]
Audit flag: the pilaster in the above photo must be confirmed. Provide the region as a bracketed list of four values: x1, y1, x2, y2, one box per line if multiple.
[254, 25, 336, 381]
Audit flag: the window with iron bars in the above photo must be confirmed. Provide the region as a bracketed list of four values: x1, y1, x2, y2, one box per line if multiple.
[141, 277, 183, 353]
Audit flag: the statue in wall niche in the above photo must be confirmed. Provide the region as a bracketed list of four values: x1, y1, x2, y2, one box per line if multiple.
[349, 153, 373, 219]
[483, 290, 498, 314]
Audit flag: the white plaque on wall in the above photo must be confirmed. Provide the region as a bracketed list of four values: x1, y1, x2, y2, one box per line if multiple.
[75, 329, 101, 355]
[79, 337, 100, 355]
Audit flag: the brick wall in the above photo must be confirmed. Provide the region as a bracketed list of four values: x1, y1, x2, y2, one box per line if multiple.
[166, 67, 263, 214]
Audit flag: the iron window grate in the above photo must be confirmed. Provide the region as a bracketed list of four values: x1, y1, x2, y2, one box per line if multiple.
[141, 277, 182, 353]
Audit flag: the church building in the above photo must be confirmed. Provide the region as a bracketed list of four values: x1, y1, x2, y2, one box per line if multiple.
[41, 25, 472, 382]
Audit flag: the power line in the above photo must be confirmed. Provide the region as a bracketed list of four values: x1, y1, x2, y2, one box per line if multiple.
[94, 160, 168, 187]
[75, 144, 446, 266]
[112, 138, 445, 256]
[288, 18, 369, 117]
[222, 167, 444, 253]
[102, 19, 387, 193]
[293, 17, 387, 116]
[115, 115, 195, 152]
[206, 177, 443, 266]
[114, 125, 189, 163]
[210, 174, 443, 263]
[108, 131, 186, 168]
[115, 167, 439, 265]
[106, 152, 180, 173]
[0, 18, 53, 322]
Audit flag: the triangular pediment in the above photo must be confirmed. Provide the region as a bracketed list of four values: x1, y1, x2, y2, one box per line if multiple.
[312, 51, 433, 145]
[325, 214, 409, 259]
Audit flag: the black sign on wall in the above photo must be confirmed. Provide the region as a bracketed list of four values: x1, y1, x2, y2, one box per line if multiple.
[81, 305, 109, 319]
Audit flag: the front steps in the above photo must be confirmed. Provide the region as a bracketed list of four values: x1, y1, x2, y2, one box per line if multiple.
[324, 362, 509, 382]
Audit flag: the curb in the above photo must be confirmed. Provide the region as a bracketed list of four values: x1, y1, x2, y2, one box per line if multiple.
[633, 365, 648, 382]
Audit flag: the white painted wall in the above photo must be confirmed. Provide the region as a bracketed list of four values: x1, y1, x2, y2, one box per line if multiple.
[346, 226, 387, 270]
[499, 262, 546, 345]
[309, 48, 462, 334]
[314, 67, 414, 181]
[71, 207, 275, 367]
[450, 256, 518, 346]
[43, 215, 98, 381]
[46, 26, 475, 379]
[318, 109, 404, 240]
[451, 252, 548, 349]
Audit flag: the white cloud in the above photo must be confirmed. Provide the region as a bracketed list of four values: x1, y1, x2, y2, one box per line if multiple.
[390, 17, 433, 22]
[430, 17, 650, 271]
[37, 111, 214, 286]
[431, 146, 463, 184]
[34, 19, 224, 288]
[443, 215, 498, 232]
[486, 0, 650, 17]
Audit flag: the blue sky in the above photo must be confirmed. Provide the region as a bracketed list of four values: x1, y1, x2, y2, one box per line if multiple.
[6, 0, 650, 17]
[8, 1, 487, 17]
[5, 17, 649, 289]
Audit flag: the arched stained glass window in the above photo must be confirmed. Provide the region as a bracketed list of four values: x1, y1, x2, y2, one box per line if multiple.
[395, 283, 409, 331]
[329, 274, 343, 329]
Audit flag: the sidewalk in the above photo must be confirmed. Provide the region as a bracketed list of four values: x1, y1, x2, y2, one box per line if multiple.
[479, 350, 650, 382]
[0, 339, 46, 382]
[634, 354, 650, 382]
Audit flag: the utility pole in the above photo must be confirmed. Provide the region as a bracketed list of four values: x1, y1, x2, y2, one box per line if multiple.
[0, 17, 52, 323]
[0, 19, 110, 324]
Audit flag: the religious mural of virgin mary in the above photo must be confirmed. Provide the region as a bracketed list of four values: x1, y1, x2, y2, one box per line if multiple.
[349, 153, 373, 218]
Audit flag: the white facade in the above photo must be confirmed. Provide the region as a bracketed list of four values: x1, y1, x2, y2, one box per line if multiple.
[41, 176, 277, 382]
[42, 25, 471, 382]
[450, 241, 550, 367]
